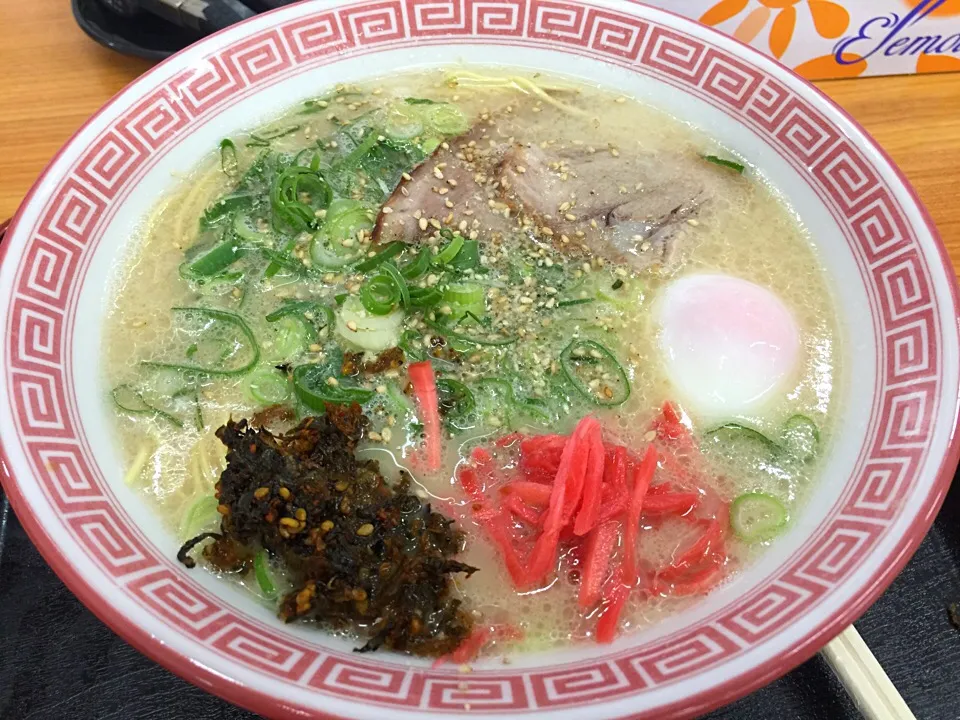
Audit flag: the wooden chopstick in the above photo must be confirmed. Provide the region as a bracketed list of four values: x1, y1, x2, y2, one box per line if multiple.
[821, 626, 917, 720]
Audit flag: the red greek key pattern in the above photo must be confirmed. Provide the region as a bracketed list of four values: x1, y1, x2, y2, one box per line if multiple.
[309, 658, 423, 705]
[2, 0, 948, 713]
[210, 622, 319, 680]
[127, 570, 234, 639]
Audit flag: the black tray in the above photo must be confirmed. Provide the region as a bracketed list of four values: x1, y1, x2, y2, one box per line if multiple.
[2, 474, 960, 719]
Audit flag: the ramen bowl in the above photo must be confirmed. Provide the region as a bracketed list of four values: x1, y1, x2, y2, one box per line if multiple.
[1, 1, 957, 718]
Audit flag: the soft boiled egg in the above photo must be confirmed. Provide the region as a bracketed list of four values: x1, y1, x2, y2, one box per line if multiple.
[655, 274, 800, 419]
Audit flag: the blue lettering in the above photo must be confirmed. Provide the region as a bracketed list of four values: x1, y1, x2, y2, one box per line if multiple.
[834, 14, 901, 64]
[902, 35, 943, 55]
[835, 0, 949, 65]
[884, 37, 913, 56]
[934, 34, 960, 53]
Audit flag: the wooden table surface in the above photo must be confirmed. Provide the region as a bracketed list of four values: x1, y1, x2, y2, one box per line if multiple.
[2, 0, 960, 278]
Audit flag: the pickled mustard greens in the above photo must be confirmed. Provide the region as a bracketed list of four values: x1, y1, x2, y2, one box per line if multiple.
[103, 68, 840, 658]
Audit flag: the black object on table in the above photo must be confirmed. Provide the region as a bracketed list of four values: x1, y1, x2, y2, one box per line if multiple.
[1, 476, 960, 719]
[72, 0, 301, 60]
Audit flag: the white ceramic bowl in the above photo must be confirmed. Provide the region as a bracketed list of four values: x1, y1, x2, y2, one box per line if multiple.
[1, 2, 958, 718]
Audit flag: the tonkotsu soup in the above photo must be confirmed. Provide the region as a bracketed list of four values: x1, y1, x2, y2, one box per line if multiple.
[103, 69, 839, 659]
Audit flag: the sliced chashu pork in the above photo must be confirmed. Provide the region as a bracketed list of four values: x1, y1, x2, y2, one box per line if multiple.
[498, 143, 744, 270]
[372, 125, 514, 244]
[373, 121, 745, 273]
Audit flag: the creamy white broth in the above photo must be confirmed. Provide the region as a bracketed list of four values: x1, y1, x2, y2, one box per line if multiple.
[103, 68, 839, 654]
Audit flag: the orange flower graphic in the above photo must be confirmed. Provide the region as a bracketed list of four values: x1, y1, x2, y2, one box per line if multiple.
[700, 0, 865, 79]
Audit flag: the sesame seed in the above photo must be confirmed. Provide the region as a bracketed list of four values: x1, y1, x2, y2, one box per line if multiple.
[381, 427, 392, 442]
[326, 377, 339, 387]
[445, 199, 454, 209]
[279, 487, 292, 500]
[280, 517, 300, 529]
[346, 320, 358, 331]
[615, 96, 627, 104]
[564, 213, 577, 222]
[382, 206, 393, 214]
[687, 218, 700, 226]
[254, 487, 270, 500]
[368, 431, 383, 441]
[516, 165, 526, 174]
[438, 188, 449, 195]
[429, 218, 442, 229]
[418, 217, 429, 231]
[376, 385, 387, 394]
[402, 172, 413, 181]
[357, 523, 375, 536]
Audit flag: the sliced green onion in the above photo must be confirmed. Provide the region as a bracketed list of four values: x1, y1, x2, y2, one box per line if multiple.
[435, 234, 465, 264]
[423, 318, 516, 346]
[261, 247, 308, 275]
[264, 237, 300, 279]
[404, 97, 438, 105]
[266, 301, 335, 340]
[705, 423, 778, 452]
[420, 137, 442, 155]
[730, 492, 788, 543]
[702, 155, 745, 174]
[309, 199, 374, 268]
[401, 247, 432, 279]
[220, 139, 238, 176]
[781, 415, 820, 462]
[309, 236, 363, 268]
[443, 282, 483, 306]
[512, 396, 557, 428]
[141, 307, 260, 376]
[232, 213, 268, 244]
[360, 274, 401, 315]
[380, 262, 409, 308]
[180, 240, 244, 279]
[292, 364, 375, 410]
[425, 103, 469, 135]
[264, 315, 308, 362]
[249, 125, 300, 144]
[559, 339, 630, 406]
[112, 384, 183, 428]
[270, 166, 333, 233]
[327, 199, 375, 240]
[179, 495, 220, 541]
[254, 549, 278, 597]
[384, 104, 424, 140]
[336, 296, 404, 352]
[436, 378, 476, 431]
[449, 239, 481, 271]
[202, 191, 255, 227]
[557, 298, 594, 308]
[354, 242, 403, 273]
[409, 287, 443, 308]
[340, 128, 381, 167]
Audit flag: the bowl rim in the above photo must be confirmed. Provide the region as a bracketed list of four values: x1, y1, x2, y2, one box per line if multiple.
[1, 1, 958, 718]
